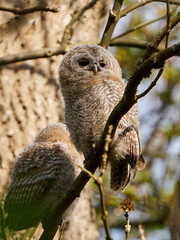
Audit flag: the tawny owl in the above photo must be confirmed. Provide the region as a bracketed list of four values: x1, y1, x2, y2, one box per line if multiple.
[4, 123, 82, 230]
[59, 44, 145, 191]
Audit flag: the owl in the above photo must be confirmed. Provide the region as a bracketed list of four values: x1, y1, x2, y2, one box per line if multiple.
[58, 44, 145, 191]
[4, 123, 83, 230]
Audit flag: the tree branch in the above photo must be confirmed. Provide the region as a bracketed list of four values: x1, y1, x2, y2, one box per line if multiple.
[138, 224, 146, 240]
[0, 3, 178, 68]
[165, 0, 170, 48]
[0, 46, 66, 66]
[111, 6, 177, 40]
[137, 11, 180, 66]
[0, 6, 59, 15]
[112, 15, 167, 40]
[100, 0, 180, 48]
[0, 203, 6, 240]
[136, 68, 164, 99]
[100, 0, 124, 49]
[97, 125, 113, 240]
[0, 0, 99, 67]
[39, 38, 180, 240]
[126, 41, 180, 103]
[110, 38, 159, 50]
[118, 0, 180, 20]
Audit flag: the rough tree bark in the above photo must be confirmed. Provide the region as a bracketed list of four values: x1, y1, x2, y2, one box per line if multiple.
[0, 0, 111, 239]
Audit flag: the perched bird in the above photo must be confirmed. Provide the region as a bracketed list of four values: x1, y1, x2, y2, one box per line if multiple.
[59, 44, 145, 191]
[4, 123, 82, 230]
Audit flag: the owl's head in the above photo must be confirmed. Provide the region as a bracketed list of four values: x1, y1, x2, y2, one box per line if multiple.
[59, 44, 122, 87]
[34, 123, 70, 144]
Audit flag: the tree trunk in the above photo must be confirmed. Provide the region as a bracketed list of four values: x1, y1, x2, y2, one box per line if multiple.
[0, 0, 111, 239]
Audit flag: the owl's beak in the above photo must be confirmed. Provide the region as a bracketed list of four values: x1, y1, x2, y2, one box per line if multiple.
[92, 63, 98, 74]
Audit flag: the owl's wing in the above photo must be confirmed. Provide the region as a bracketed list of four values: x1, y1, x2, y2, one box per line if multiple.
[110, 122, 145, 191]
[4, 148, 60, 231]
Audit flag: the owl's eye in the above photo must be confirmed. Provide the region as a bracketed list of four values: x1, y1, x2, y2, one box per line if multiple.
[99, 61, 106, 68]
[79, 59, 89, 67]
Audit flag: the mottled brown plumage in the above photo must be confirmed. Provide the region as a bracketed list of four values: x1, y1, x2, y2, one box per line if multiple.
[59, 44, 145, 191]
[4, 123, 82, 230]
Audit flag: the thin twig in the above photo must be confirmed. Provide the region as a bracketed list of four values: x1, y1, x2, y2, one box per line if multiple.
[125, 212, 131, 240]
[137, 11, 180, 67]
[98, 125, 113, 240]
[111, 8, 176, 40]
[100, 0, 124, 49]
[118, 0, 180, 20]
[97, 183, 113, 240]
[165, 0, 170, 48]
[136, 68, 164, 99]
[0, 6, 59, 15]
[110, 38, 158, 50]
[59, 222, 65, 240]
[79, 125, 113, 240]
[61, 0, 98, 45]
[0, 0, 98, 67]
[78, 165, 97, 180]
[0, 203, 7, 240]
[128, 41, 180, 104]
[138, 224, 146, 240]
[119, 199, 135, 240]
[100, 125, 113, 177]
[78, 168, 113, 240]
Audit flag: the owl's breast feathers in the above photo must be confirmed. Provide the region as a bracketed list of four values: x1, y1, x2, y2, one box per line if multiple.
[65, 75, 123, 152]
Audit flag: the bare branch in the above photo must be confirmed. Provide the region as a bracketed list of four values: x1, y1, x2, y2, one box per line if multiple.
[0, 38, 167, 67]
[138, 224, 146, 240]
[0, 203, 6, 240]
[78, 165, 96, 180]
[0, 6, 59, 15]
[0, 10, 179, 67]
[97, 183, 113, 240]
[119, 0, 180, 19]
[100, 125, 113, 177]
[73, 126, 113, 240]
[136, 68, 164, 99]
[119, 199, 135, 240]
[112, 15, 167, 40]
[97, 125, 113, 240]
[100, 0, 124, 49]
[110, 38, 158, 50]
[165, 0, 171, 48]
[0, 46, 66, 66]
[125, 41, 180, 104]
[111, 6, 177, 40]
[137, 11, 180, 66]
[39, 38, 180, 240]
[0, 1, 99, 67]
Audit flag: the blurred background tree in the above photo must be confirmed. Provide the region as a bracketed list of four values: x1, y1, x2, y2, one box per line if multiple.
[0, 0, 179, 239]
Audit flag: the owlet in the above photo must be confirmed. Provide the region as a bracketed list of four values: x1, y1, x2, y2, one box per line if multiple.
[59, 44, 145, 191]
[4, 123, 82, 230]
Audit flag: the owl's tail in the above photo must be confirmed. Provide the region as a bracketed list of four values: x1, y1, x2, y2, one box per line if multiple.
[110, 157, 132, 191]
[110, 154, 145, 191]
